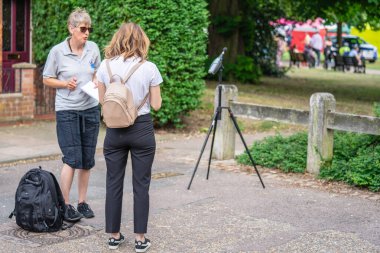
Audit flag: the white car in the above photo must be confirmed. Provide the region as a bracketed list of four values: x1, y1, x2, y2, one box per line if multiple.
[331, 35, 378, 63]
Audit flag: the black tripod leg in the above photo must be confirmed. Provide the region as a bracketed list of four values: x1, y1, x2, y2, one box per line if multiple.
[206, 108, 219, 180]
[227, 108, 266, 189]
[187, 110, 218, 190]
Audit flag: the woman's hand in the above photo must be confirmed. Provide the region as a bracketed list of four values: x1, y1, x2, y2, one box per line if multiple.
[93, 77, 100, 89]
[97, 81, 106, 105]
[67, 77, 77, 91]
[43, 77, 75, 90]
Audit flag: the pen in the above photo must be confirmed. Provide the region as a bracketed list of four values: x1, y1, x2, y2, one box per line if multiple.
[67, 76, 77, 97]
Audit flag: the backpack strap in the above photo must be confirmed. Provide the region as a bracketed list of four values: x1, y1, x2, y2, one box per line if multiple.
[62, 221, 76, 230]
[122, 61, 145, 83]
[105, 60, 113, 79]
[137, 93, 149, 111]
[106, 59, 149, 111]
[123, 61, 149, 111]
[106, 60, 128, 83]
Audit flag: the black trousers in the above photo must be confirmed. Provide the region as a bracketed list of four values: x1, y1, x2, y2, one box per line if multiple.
[104, 114, 155, 234]
[312, 47, 321, 66]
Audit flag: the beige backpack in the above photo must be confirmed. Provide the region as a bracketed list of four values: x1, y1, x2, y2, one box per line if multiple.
[102, 60, 148, 128]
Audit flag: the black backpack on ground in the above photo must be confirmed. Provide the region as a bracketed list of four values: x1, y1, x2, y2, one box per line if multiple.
[9, 166, 66, 232]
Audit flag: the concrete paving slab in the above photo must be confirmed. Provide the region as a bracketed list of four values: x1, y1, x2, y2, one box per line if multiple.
[0, 121, 379, 252]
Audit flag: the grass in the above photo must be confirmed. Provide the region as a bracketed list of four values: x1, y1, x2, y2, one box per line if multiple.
[181, 67, 380, 133]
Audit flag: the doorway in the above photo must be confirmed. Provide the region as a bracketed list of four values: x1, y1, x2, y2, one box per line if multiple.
[2, 0, 30, 93]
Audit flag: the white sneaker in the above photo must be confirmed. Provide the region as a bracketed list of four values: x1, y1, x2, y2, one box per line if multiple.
[135, 238, 151, 252]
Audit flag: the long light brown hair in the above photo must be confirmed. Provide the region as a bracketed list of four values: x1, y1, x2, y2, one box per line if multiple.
[104, 22, 150, 60]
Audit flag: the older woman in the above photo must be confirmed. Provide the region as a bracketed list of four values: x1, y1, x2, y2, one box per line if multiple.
[96, 22, 162, 252]
[43, 8, 101, 222]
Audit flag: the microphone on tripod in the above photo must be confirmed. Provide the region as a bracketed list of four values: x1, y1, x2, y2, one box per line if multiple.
[208, 47, 227, 75]
[187, 46, 265, 190]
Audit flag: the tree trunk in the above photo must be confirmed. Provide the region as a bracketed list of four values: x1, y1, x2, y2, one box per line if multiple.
[337, 21, 343, 48]
[208, 0, 244, 63]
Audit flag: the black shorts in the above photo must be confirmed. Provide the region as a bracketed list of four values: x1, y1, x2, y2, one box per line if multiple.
[56, 106, 100, 169]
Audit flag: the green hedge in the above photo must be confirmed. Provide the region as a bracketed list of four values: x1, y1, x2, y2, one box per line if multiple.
[320, 132, 380, 191]
[236, 132, 308, 173]
[32, 0, 209, 126]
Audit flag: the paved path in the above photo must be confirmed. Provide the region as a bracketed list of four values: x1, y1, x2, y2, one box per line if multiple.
[0, 121, 379, 252]
[366, 68, 380, 75]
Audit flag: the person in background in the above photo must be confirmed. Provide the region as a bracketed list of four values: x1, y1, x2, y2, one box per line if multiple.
[349, 44, 363, 65]
[304, 43, 316, 68]
[285, 26, 293, 48]
[303, 33, 314, 67]
[304, 33, 311, 48]
[43, 8, 101, 222]
[275, 31, 286, 67]
[310, 31, 323, 67]
[323, 37, 333, 69]
[339, 42, 350, 56]
[97, 22, 163, 252]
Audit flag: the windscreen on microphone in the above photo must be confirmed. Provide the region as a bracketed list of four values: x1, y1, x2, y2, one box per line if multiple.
[208, 47, 228, 75]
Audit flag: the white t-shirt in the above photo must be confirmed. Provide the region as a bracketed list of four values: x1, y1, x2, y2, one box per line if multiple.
[96, 56, 163, 116]
[348, 49, 359, 58]
[310, 33, 323, 51]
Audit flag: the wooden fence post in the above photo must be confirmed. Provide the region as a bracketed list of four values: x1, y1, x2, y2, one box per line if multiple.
[213, 84, 238, 160]
[307, 93, 336, 174]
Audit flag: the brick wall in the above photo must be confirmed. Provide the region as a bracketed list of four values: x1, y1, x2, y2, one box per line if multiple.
[0, 63, 36, 122]
[0, 0, 3, 91]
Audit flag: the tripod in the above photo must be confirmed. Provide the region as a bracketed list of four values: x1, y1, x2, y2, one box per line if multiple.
[187, 66, 266, 190]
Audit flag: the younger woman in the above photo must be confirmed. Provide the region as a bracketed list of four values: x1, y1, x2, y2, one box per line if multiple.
[96, 22, 162, 252]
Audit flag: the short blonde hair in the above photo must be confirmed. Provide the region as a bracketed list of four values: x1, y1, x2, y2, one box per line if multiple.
[104, 22, 150, 60]
[67, 8, 91, 27]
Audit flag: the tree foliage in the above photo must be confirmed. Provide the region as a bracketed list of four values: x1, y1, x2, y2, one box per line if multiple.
[287, 0, 380, 29]
[241, 0, 287, 76]
[207, 0, 287, 83]
[285, 0, 380, 47]
[32, 0, 209, 127]
[207, 0, 380, 82]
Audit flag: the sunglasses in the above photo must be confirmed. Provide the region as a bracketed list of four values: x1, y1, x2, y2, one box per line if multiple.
[79, 26, 93, 33]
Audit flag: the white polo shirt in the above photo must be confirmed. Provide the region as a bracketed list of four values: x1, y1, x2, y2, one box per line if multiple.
[96, 56, 163, 116]
[310, 33, 323, 51]
[43, 38, 101, 111]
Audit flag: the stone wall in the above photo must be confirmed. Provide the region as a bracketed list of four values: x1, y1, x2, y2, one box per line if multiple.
[0, 0, 3, 91]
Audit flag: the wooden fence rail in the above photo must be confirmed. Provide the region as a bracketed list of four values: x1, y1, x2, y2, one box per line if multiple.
[213, 85, 380, 174]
